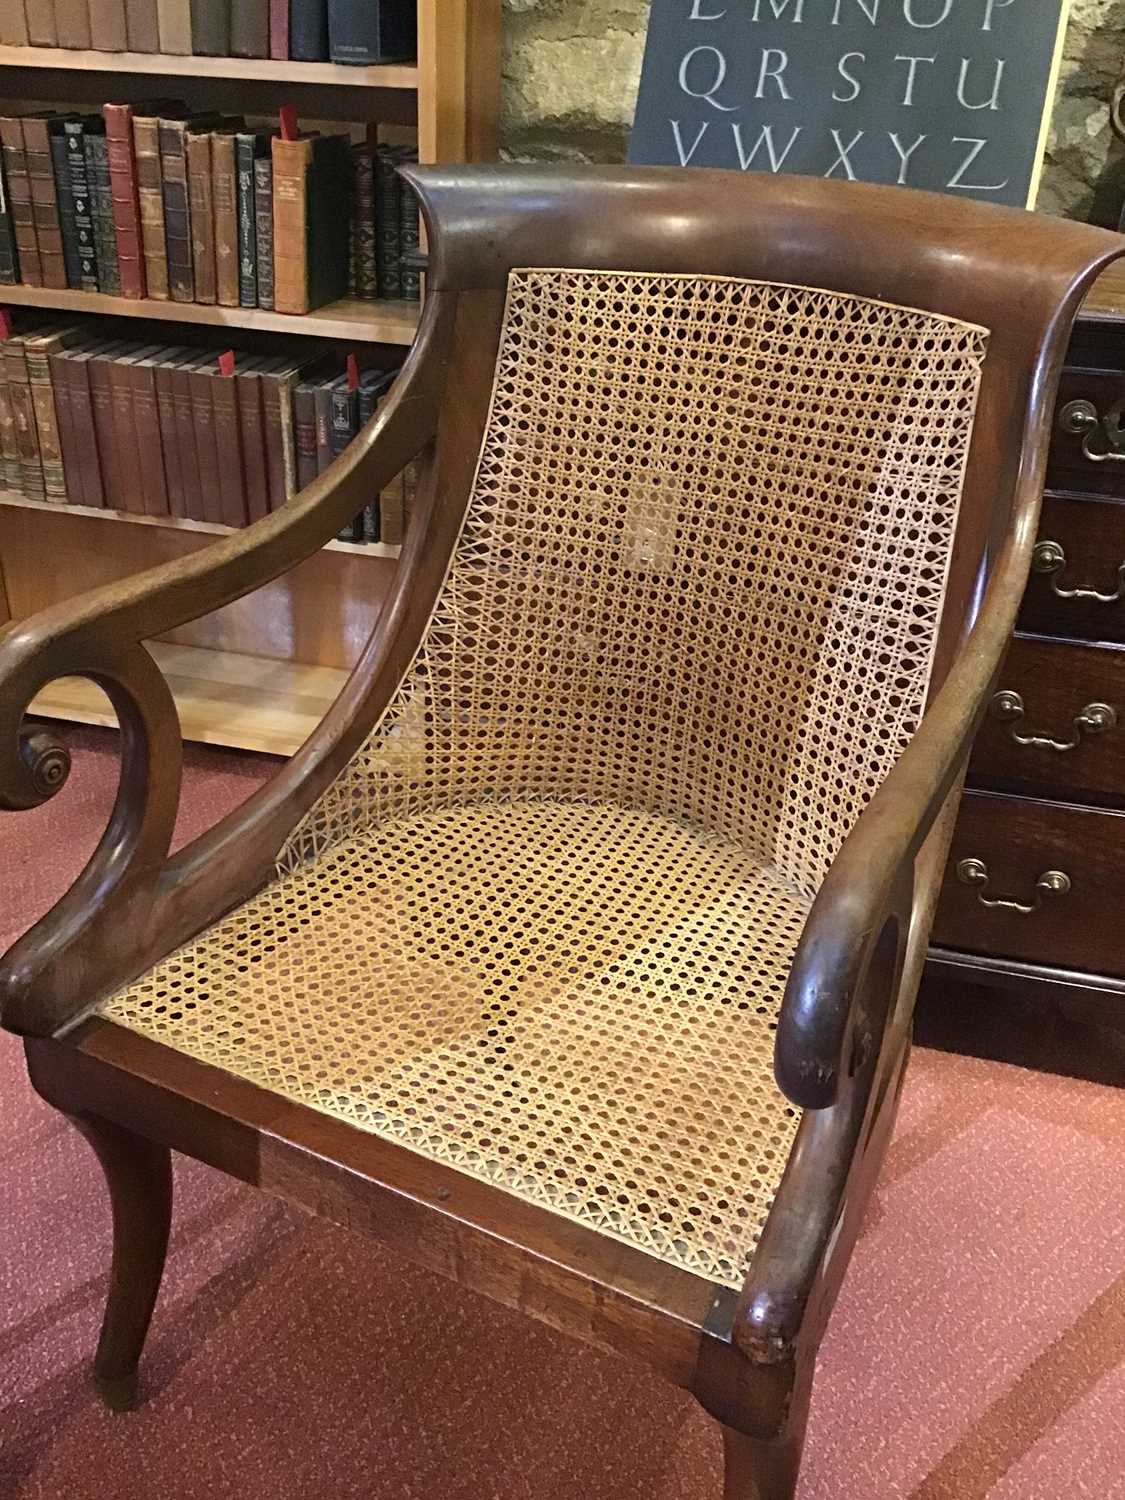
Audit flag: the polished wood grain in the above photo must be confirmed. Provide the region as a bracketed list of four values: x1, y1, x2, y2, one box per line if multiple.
[1020, 493, 1125, 643]
[1046, 368, 1125, 500]
[2, 168, 1120, 1500]
[0, 43, 419, 87]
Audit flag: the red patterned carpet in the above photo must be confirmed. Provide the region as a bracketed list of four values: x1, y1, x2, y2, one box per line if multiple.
[2, 727, 1124, 1499]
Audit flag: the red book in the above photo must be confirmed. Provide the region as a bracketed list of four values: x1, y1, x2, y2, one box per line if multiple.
[131, 347, 172, 517]
[189, 354, 224, 525]
[103, 103, 147, 300]
[269, 0, 288, 60]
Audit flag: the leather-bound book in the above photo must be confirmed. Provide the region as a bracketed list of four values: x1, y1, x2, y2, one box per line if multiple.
[131, 346, 172, 516]
[399, 155, 421, 301]
[64, 118, 99, 293]
[373, 142, 401, 298]
[269, 0, 286, 59]
[55, 0, 93, 48]
[88, 342, 129, 508]
[189, 0, 229, 55]
[231, 0, 267, 56]
[293, 377, 319, 491]
[125, 0, 159, 50]
[0, 118, 37, 286]
[25, 323, 87, 501]
[46, 345, 78, 501]
[0, 151, 21, 285]
[0, 0, 29, 44]
[236, 130, 271, 308]
[211, 129, 239, 307]
[253, 152, 273, 309]
[104, 103, 145, 299]
[327, 0, 415, 64]
[233, 354, 275, 522]
[50, 124, 81, 289]
[24, 115, 69, 291]
[172, 349, 209, 521]
[0, 352, 19, 491]
[84, 132, 119, 294]
[5, 329, 38, 497]
[63, 342, 112, 508]
[26, 2, 58, 44]
[88, 0, 128, 50]
[109, 345, 154, 514]
[133, 110, 168, 299]
[350, 145, 376, 300]
[156, 0, 191, 52]
[289, 0, 327, 60]
[272, 132, 351, 315]
[152, 347, 189, 518]
[187, 128, 216, 304]
[161, 116, 195, 303]
[259, 350, 317, 509]
[314, 373, 334, 472]
[208, 360, 246, 526]
[189, 353, 223, 524]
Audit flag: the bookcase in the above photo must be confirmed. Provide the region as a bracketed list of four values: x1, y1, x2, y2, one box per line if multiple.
[0, 0, 501, 754]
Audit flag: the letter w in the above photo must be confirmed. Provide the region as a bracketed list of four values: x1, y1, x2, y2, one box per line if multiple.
[732, 122, 802, 171]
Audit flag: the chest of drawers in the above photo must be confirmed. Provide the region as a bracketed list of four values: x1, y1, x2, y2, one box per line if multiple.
[918, 267, 1125, 1083]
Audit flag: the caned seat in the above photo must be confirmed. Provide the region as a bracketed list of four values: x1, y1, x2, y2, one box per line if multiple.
[101, 266, 984, 1287]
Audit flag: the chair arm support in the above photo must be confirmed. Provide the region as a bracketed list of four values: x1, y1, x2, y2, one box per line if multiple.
[773, 505, 1037, 1110]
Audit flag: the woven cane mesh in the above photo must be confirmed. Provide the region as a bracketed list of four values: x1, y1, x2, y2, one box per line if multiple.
[102, 268, 988, 1289]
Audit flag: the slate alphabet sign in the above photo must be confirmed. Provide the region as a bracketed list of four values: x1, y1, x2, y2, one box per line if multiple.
[628, 0, 1071, 207]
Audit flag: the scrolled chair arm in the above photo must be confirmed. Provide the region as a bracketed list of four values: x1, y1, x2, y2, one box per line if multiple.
[0, 291, 456, 1038]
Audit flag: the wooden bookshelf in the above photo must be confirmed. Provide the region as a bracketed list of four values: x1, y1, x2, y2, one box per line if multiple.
[0, 282, 421, 344]
[0, 0, 500, 754]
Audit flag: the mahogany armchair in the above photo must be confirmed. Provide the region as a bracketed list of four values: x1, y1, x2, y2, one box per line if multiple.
[1, 166, 1120, 1500]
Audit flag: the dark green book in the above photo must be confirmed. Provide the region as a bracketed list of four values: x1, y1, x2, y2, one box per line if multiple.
[236, 130, 272, 309]
[374, 143, 401, 299]
[64, 118, 99, 293]
[50, 126, 82, 290]
[84, 132, 119, 295]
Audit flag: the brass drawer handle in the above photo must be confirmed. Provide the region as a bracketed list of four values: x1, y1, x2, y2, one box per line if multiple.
[1032, 540, 1125, 604]
[989, 689, 1117, 752]
[955, 858, 1071, 916]
[1058, 397, 1125, 463]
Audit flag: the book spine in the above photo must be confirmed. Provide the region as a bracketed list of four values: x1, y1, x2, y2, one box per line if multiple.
[155, 0, 191, 52]
[212, 133, 239, 308]
[160, 119, 194, 303]
[190, 362, 223, 524]
[351, 147, 376, 300]
[211, 368, 247, 526]
[48, 349, 81, 503]
[237, 369, 270, 522]
[89, 354, 123, 507]
[9, 350, 43, 498]
[110, 357, 146, 513]
[230, 0, 267, 56]
[268, 0, 287, 59]
[315, 379, 333, 472]
[236, 135, 257, 309]
[51, 130, 82, 290]
[329, 0, 415, 64]
[0, 122, 37, 286]
[124, 0, 159, 49]
[0, 148, 20, 285]
[68, 352, 104, 507]
[28, 341, 67, 501]
[271, 136, 310, 316]
[253, 155, 273, 310]
[0, 365, 19, 490]
[26, 3, 58, 44]
[133, 116, 168, 300]
[153, 355, 185, 518]
[374, 145, 402, 299]
[172, 357, 204, 520]
[399, 172, 421, 302]
[86, 134, 120, 295]
[380, 473, 404, 545]
[131, 359, 169, 516]
[187, 131, 216, 305]
[25, 120, 68, 292]
[54, 0, 94, 48]
[0, 0, 30, 45]
[104, 104, 145, 299]
[189, 0, 230, 55]
[260, 373, 288, 510]
[88, 0, 128, 49]
[329, 381, 358, 459]
[289, 0, 327, 60]
[294, 381, 318, 490]
[65, 122, 99, 293]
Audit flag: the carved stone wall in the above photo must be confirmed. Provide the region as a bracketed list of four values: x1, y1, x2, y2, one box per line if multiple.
[500, 0, 1125, 224]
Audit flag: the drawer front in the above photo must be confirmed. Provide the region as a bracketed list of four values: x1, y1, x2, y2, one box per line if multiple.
[1019, 494, 1125, 643]
[968, 636, 1125, 807]
[1047, 369, 1125, 499]
[933, 791, 1125, 977]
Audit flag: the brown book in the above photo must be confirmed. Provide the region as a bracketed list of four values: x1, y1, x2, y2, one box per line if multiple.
[48, 346, 80, 503]
[64, 342, 112, 509]
[234, 354, 277, 523]
[0, 363, 19, 491]
[131, 346, 172, 517]
[186, 129, 216, 305]
[156, 0, 190, 52]
[259, 351, 321, 511]
[54, 0, 93, 47]
[211, 129, 239, 309]
[153, 346, 189, 518]
[189, 353, 223, 524]
[26, 324, 87, 501]
[271, 136, 312, 317]
[22, 116, 68, 291]
[230, 0, 266, 56]
[88, 342, 129, 509]
[109, 345, 152, 514]
[208, 361, 246, 527]
[88, 0, 128, 48]
[0, 0, 30, 45]
[26, 2, 57, 44]
[0, 117, 40, 287]
[125, 0, 159, 50]
[133, 112, 168, 300]
[171, 348, 207, 521]
[5, 330, 38, 497]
